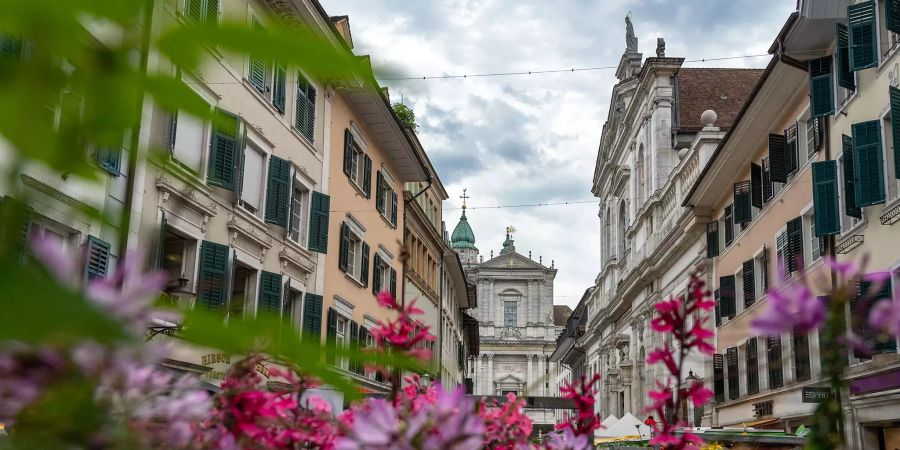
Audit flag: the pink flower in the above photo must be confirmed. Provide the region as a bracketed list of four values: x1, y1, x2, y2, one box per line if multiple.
[751, 283, 825, 335]
[685, 382, 713, 407]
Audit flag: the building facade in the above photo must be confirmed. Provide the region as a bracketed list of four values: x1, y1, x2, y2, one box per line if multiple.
[587, 20, 762, 423]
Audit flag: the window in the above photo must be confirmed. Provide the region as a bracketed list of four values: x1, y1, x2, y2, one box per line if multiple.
[618, 201, 627, 257]
[835, 23, 857, 106]
[240, 146, 266, 214]
[295, 73, 316, 142]
[839, 137, 864, 230]
[767, 335, 784, 389]
[183, 0, 219, 25]
[333, 314, 349, 370]
[376, 170, 398, 227]
[504, 301, 517, 328]
[806, 118, 818, 158]
[726, 347, 739, 400]
[96, 146, 121, 176]
[247, 19, 286, 113]
[339, 221, 369, 286]
[754, 247, 769, 299]
[807, 213, 823, 262]
[777, 218, 804, 278]
[228, 264, 256, 320]
[785, 123, 799, 177]
[746, 337, 759, 395]
[722, 204, 734, 246]
[793, 327, 811, 382]
[344, 129, 371, 196]
[288, 182, 310, 245]
[878, 0, 900, 62]
[160, 227, 199, 306]
[881, 108, 900, 201]
[170, 111, 207, 173]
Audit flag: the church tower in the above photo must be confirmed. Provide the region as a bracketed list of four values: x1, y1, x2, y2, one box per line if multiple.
[450, 189, 479, 264]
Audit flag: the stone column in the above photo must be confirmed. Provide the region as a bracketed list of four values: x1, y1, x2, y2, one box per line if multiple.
[526, 354, 533, 395]
[537, 355, 545, 395]
[471, 356, 478, 394]
[487, 353, 494, 395]
[624, 384, 632, 416]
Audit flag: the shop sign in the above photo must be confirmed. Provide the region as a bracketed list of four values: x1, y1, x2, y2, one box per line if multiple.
[802, 387, 832, 403]
[752, 400, 773, 418]
[200, 353, 269, 382]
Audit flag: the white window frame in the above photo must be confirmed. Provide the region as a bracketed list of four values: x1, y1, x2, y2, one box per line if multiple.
[334, 313, 349, 370]
[776, 225, 788, 280]
[344, 216, 366, 283]
[877, 0, 900, 68]
[238, 142, 269, 217]
[753, 246, 768, 302]
[880, 106, 900, 202]
[378, 167, 396, 224]
[837, 150, 865, 234]
[802, 205, 823, 265]
[288, 172, 313, 248]
[804, 116, 817, 160]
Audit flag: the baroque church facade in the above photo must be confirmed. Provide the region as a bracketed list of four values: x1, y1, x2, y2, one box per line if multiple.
[450, 203, 571, 429]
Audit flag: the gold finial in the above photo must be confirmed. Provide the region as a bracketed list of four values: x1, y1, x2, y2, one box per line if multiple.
[460, 188, 470, 210]
[506, 226, 517, 237]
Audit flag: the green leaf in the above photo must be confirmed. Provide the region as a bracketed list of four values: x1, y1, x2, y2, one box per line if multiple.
[144, 74, 213, 120]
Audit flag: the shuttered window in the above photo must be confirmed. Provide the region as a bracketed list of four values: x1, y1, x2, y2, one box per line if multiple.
[785, 123, 799, 176]
[808, 57, 835, 118]
[281, 278, 292, 325]
[391, 192, 399, 227]
[257, 271, 282, 315]
[375, 172, 385, 215]
[248, 22, 268, 94]
[853, 277, 897, 358]
[208, 110, 240, 190]
[96, 147, 121, 176]
[338, 222, 350, 272]
[326, 308, 337, 365]
[767, 335, 784, 389]
[726, 347, 739, 400]
[84, 235, 111, 282]
[706, 222, 719, 257]
[746, 338, 759, 395]
[777, 230, 789, 279]
[734, 181, 752, 224]
[836, 23, 856, 90]
[307, 192, 330, 253]
[812, 161, 841, 236]
[272, 64, 286, 114]
[714, 354, 725, 402]
[793, 327, 811, 382]
[714, 288, 722, 327]
[786, 217, 804, 274]
[372, 254, 383, 294]
[363, 156, 372, 199]
[302, 293, 323, 338]
[841, 135, 863, 218]
[723, 205, 734, 246]
[888, 0, 900, 34]
[295, 73, 317, 142]
[719, 275, 736, 319]
[743, 259, 755, 308]
[890, 87, 900, 179]
[751, 162, 763, 208]
[848, 1, 878, 71]
[184, 0, 219, 25]
[762, 157, 774, 203]
[360, 242, 370, 288]
[769, 134, 788, 183]
[348, 320, 361, 374]
[852, 120, 886, 206]
[197, 240, 229, 310]
[390, 267, 397, 297]
[264, 156, 291, 227]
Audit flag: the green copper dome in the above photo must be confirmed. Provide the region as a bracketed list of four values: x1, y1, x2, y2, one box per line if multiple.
[450, 210, 477, 250]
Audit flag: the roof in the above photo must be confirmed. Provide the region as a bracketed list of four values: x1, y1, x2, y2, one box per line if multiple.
[450, 210, 477, 250]
[553, 305, 573, 326]
[675, 68, 765, 132]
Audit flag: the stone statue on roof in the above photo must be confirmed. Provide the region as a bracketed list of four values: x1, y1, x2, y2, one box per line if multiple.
[625, 14, 638, 52]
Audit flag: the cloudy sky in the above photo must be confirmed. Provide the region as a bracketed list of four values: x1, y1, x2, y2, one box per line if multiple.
[321, 0, 797, 307]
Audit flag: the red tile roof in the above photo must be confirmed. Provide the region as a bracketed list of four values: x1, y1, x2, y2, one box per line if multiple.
[676, 68, 764, 132]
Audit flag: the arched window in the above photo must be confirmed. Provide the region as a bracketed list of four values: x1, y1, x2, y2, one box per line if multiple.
[618, 201, 627, 257]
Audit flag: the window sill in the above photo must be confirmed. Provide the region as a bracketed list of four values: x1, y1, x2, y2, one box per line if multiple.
[348, 176, 369, 200]
[379, 211, 397, 229]
[344, 272, 365, 288]
[877, 44, 900, 75]
[234, 204, 267, 229]
[835, 90, 858, 120]
[839, 217, 868, 242]
[242, 78, 284, 118]
[880, 195, 900, 225]
[159, 158, 211, 196]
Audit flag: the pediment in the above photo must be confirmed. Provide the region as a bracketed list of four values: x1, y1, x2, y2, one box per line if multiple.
[495, 373, 525, 384]
[481, 252, 548, 271]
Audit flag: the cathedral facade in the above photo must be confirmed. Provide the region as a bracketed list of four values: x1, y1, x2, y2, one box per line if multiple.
[450, 205, 570, 429]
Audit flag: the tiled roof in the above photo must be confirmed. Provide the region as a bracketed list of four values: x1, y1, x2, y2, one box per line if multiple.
[676, 68, 764, 132]
[553, 305, 573, 326]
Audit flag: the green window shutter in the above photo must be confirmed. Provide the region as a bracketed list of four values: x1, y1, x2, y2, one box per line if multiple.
[389, 267, 397, 298]
[264, 155, 291, 227]
[281, 277, 292, 325]
[733, 181, 752, 224]
[852, 120, 886, 207]
[343, 129, 353, 177]
[761, 245, 769, 293]
[714, 289, 721, 326]
[793, 327, 811, 382]
[812, 161, 841, 236]
[307, 192, 330, 253]
[197, 240, 229, 310]
[785, 123, 799, 175]
[248, 21, 268, 94]
[84, 235, 111, 282]
[294, 74, 317, 142]
[841, 135, 863, 218]
[96, 147, 121, 176]
[836, 24, 856, 90]
[302, 293, 323, 337]
[751, 163, 763, 208]
[206, 0, 219, 25]
[706, 222, 719, 258]
[887, 0, 900, 34]
[257, 271, 282, 316]
[762, 157, 774, 203]
[713, 354, 725, 402]
[338, 222, 349, 272]
[372, 254, 383, 294]
[363, 155, 372, 198]
[849, 1, 878, 71]
[155, 210, 168, 270]
[348, 320, 360, 373]
[743, 259, 755, 308]
[375, 172, 385, 214]
[326, 307, 337, 365]
[769, 134, 788, 183]
[746, 337, 759, 395]
[890, 86, 900, 179]
[208, 110, 239, 190]
[272, 64, 286, 113]
[808, 57, 835, 118]
[786, 217, 804, 274]
[390, 192, 398, 227]
[723, 204, 734, 246]
[726, 347, 739, 400]
[767, 336, 784, 389]
[185, 0, 203, 23]
[360, 242, 370, 288]
[719, 275, 736, 319]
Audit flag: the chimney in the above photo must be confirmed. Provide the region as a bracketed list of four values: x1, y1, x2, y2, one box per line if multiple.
[329, 15, 354, 49]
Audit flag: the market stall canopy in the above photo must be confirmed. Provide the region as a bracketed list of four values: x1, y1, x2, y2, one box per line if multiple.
[600, 414, 619, 429]
[596, 413, 651, 439]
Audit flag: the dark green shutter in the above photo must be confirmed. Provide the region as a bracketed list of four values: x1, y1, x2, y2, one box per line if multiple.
[349, 321, 360, 373]
[746, 337, 759, 395]
[264, 156, 291, 226]
[852, 120, 886, 207]
[849, 1, 878, 71]
[743, 259, 755, 308]
[360, 242, 370, 288]
[890, 86, 900, 179]
[836, 23, 856, 90]
[762, 157, 773, 203]
[808, 57, 835, 118]
[390, 192, 398, 227]
[197, 240, 229, 310]
[97, 147, 121, 175]
[326, 307, 337, 365]
[761, 245, 769, 294]
[751, 163, 763, 208]
[719, 275, 736, 319]
[343, 129, 353, 177]
[338, 222, 349, 272]
[208, 110, 239, 190]
[812, 161, 841, 236]
[155, 210, 167, 270]
[390, 267, 397, 298]
[295, 73, 316, 142]
[205, 0, 219, 24]
[888, 0, 900, 33]
[272, 64, 286, 113]
[303, 80, 316, 141]
[84, 235, 111, 282]
[185, 0, 203, 22]
[257, 271, 282, 315]
[282, 278, 292, 325]
[706, 222, 719, 258]
[375, 172, 385, 215]
[713, 354, 725, 402]
[363, 155, 372, 198]
[726, 347, 739, 400]
[723, 205, 734, 246]
[767, 336, 784, 389]
[786, 217, 804, 274]
[248, 22, 268, 94]
[769, 134, 788, 183]
[842, 135, 863, 218]
[302, 293, 323, 337]
[793, 327, 811, 382]
[733, 181, 752, 223]
[372, 254, 383, 294]
[714, 289, 722, 326]
[785, 123, 799, 175]
[307, 192, 330, 253]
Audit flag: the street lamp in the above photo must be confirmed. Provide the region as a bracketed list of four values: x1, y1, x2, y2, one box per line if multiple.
[165, 274, 195, 300]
